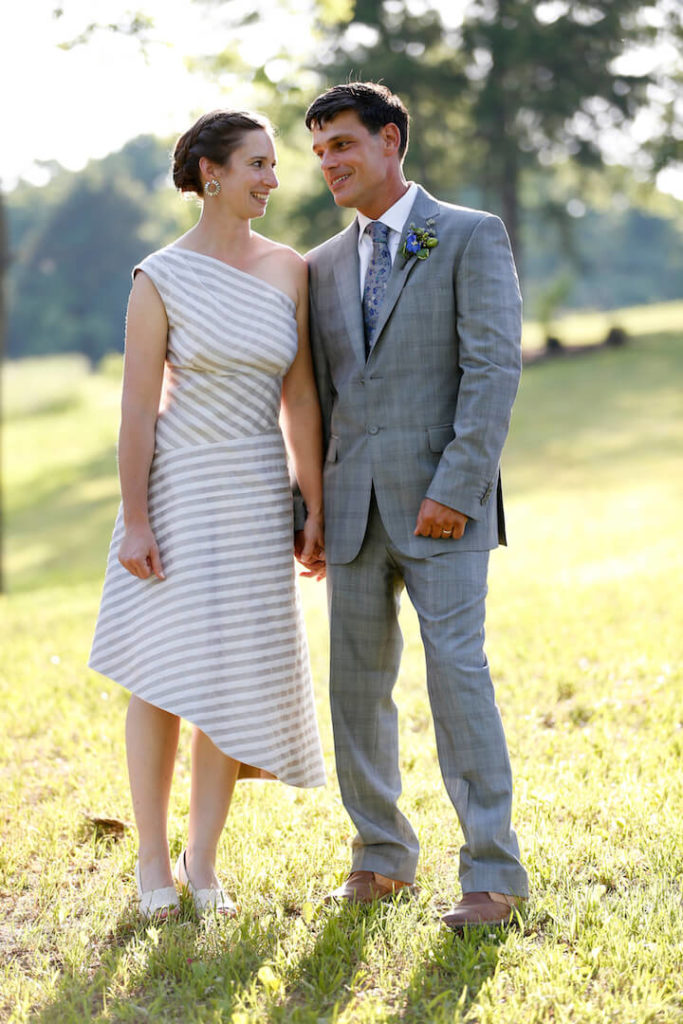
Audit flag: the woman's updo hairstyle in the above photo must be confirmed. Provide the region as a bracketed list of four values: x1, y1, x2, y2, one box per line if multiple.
[172, 110, 271, 197]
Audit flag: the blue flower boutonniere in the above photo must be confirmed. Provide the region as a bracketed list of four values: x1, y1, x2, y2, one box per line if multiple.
[401, 218, 438, 263]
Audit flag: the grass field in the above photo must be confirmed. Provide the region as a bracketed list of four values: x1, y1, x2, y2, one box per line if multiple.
[521, 299, 683, 352]
[1, 315, 682, 1022]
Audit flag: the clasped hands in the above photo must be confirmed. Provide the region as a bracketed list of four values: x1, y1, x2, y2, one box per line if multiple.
[294, 514, 326, 580]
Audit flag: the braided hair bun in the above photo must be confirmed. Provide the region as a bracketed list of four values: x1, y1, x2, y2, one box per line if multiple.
[172, 110, 270, 196]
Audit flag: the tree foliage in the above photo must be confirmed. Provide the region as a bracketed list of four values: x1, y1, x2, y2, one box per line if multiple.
[307, 0, 681, 266]
[6, 136, 190, 366]
[5, 135, 682, 366]
[4, 0, 682, 366]
[46, 0, 682, 267]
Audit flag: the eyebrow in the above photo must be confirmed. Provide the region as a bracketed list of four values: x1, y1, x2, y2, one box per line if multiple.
[312, 132, 352, 151]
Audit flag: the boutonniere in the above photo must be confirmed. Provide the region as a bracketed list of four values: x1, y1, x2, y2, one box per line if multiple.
[401, 218, 439, 262]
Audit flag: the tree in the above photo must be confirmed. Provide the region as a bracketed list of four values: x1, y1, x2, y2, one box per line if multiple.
[456, 0, 669, 264]
[8, 174, 143, 364]
[50, 0, 682, 264]
[6, 136, 192, 364]
[310, 0, 680, 269]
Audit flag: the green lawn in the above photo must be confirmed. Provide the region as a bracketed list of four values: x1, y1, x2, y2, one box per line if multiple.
[1, 323, 682, 1022]
[521, 298, 683, 352]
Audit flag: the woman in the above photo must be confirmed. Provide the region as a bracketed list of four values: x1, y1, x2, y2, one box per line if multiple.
[89, 110, 326, 921]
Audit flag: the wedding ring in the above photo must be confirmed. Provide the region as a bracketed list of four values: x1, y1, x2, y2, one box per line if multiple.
[441, 529, 453, 536]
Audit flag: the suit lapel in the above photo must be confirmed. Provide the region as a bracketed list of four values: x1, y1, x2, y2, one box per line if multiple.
[371, 186, 441, 350]
[331, 221, 366, 366]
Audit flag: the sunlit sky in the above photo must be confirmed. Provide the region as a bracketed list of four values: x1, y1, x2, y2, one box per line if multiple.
[2, 0, 682, 198]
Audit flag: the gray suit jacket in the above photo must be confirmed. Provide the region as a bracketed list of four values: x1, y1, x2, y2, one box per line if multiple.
[307, 185, 522, 564]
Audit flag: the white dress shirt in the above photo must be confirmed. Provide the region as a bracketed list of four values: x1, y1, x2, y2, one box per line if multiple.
[357, 182, 418, 297]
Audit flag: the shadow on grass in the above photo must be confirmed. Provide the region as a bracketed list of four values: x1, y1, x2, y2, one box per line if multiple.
[277, 899, 513, 1023]
[390, 925, 510, 1023]
[277, 899, 391, 1020]
[7, 444, 119, 594]
[29, 904, 385, 1023]
[27, 889, 517, 1023]
[30, 909, 280, 1024]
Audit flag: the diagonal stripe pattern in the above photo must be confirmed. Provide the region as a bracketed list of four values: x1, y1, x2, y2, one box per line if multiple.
[89, 247, 325, 789]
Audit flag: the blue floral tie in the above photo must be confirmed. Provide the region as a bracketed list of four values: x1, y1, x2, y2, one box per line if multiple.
[362, 221, 392, 355]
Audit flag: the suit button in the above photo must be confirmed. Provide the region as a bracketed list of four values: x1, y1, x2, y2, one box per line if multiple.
[367, 425, 379, 435]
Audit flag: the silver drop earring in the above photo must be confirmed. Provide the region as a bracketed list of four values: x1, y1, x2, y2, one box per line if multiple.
[204, 178, 221, 198]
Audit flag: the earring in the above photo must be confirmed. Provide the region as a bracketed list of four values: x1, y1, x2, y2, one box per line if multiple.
[204, 178, 221, 198]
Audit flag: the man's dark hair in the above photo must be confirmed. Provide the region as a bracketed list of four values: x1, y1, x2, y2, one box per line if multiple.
[305, 82, 410, 159]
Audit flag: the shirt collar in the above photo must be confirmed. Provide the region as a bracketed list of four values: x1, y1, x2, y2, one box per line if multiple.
[357, 182, 418, 239]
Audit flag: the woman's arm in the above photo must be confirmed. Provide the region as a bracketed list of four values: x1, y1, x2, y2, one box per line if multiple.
[280, 255, 325, 579]
[117, 270, 168, 580]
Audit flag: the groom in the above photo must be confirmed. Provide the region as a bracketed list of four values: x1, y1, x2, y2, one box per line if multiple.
[305, 82, 528, 929]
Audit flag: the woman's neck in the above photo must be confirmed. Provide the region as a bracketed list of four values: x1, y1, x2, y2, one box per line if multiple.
[185, 206, 256, 261]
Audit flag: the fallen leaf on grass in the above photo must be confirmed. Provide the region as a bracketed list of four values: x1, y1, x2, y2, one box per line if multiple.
[84, 814, 130, 840]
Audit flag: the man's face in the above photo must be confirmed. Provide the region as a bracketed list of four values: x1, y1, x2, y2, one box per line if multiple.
[311, 110, 395, 216]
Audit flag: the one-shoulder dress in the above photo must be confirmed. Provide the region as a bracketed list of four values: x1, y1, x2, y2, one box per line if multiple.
[89, 246, 325, 788]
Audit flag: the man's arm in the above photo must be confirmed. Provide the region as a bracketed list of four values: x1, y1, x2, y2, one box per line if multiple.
[423, 213, 522, 526]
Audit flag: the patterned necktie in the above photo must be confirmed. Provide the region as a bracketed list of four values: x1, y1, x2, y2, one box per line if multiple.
[362, 221, 392, 355]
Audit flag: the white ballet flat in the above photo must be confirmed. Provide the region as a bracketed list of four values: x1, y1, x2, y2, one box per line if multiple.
[174, 849, 237, 918]
[134, 860, 180, 921]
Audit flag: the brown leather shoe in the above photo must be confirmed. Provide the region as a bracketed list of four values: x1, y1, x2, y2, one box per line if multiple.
[327, 870, 412, 904]
[441, 891, 521, 932]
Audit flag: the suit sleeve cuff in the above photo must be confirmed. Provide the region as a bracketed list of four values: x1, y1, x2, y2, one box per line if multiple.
[425, 473, 497, 522]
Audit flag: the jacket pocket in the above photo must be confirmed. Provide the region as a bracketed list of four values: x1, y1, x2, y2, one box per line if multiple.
[427, 424, 455, 453]
[326, 436, 339, 463]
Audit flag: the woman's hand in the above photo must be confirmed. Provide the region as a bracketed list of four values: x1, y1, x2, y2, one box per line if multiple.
[295, 514, 326, 580]
[118, 524, 166, 580]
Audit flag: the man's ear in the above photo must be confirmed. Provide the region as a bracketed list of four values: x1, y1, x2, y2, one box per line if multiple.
[382, 122, 402, 156]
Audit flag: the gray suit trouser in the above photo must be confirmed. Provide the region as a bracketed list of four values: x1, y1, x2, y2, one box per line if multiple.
[328, 493, 528, 897]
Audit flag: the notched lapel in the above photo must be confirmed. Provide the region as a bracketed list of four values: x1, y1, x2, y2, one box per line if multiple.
[371, 188, 441, 350]
[331, 222, 366, 366]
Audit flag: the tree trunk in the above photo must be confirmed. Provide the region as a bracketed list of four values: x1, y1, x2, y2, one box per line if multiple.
[0, 191, 8, 592]
[489, 0, 521, 273]
[500, 148, 520, 274]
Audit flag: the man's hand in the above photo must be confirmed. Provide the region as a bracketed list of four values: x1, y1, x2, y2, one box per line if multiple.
[414, 498, 468, 540]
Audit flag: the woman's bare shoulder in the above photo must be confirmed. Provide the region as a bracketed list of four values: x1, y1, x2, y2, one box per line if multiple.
[257, 235, 305, 269]
[253, 237, 307, 300]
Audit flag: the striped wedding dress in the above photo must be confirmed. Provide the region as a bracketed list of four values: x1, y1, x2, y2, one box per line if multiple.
[89, 246, 325, 788]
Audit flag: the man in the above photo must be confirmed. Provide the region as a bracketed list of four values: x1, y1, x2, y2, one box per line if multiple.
[305, 82, 528, 930]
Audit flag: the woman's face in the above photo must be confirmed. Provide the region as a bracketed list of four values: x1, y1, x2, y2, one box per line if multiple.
[216, 129, 278, 219]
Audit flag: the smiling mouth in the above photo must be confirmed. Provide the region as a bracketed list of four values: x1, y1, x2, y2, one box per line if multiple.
[330, 173, 351, 189]
[252, 191, 270, 201]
